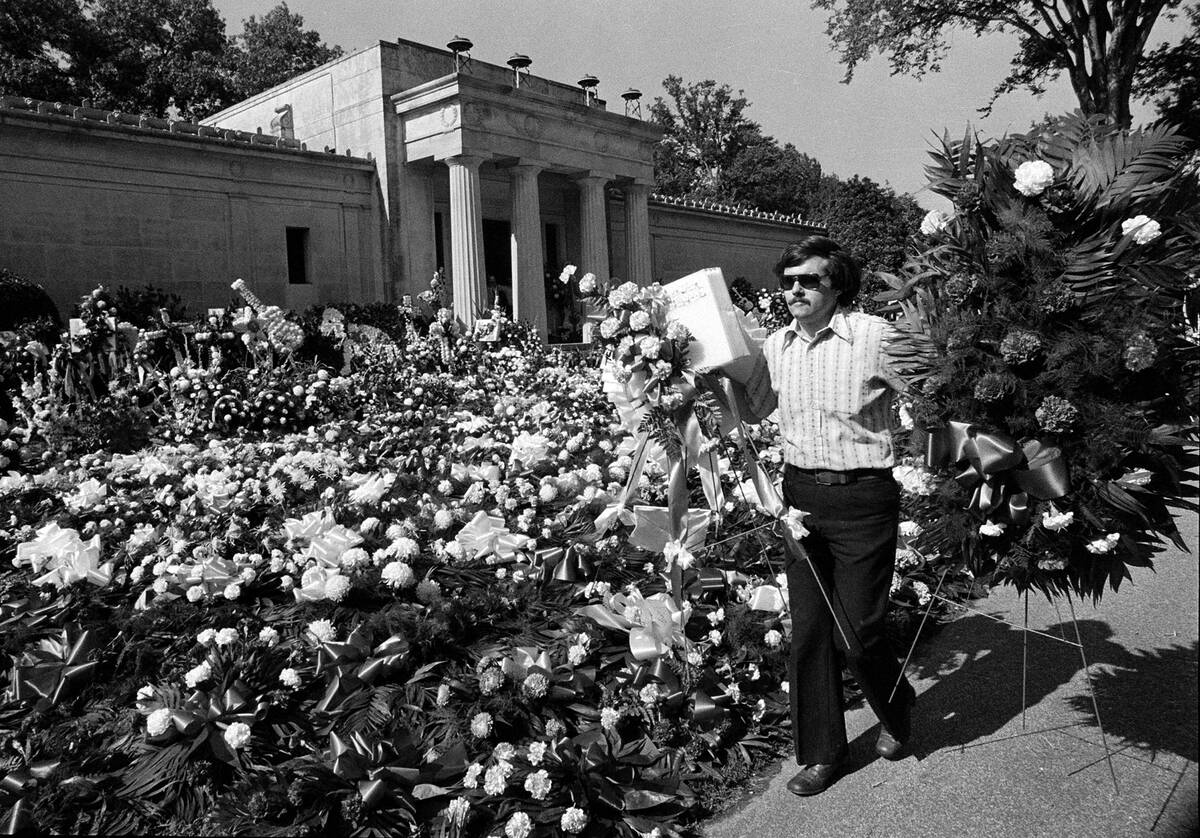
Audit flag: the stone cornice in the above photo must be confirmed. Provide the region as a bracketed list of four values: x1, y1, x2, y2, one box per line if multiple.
[0, 95, 376, 168]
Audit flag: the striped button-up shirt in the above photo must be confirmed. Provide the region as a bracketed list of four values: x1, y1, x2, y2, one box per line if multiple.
[741, 309, 907, 471]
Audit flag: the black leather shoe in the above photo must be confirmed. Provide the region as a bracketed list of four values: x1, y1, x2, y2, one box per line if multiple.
[786, 760, 843, 796]
[875, 727, 905, 759]
[876, 691, 914, 759]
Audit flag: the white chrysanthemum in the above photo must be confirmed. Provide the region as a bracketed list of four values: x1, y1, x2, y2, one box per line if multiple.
[524, 769, 552, 800]
[505, 811, 532, 838]
[912, 580, 932, 606]
[184, 660, 211, 688]
[764, 629, 783, 648]
[483, 763, 508, 795]
[146, 707, 172, 737]
[920, 209, 952, 235]
[470, 711, 493, 738]
[324, 574, 351, 602]
[527, 741, 547, 766]
[214, 627, 239, 647]
[197, 628, 216, 647]
[339, 547, 370, 570]
[462, 763, 483, 788]
[382, 561, 415, 589]
[560, 806, 588, 833]
[600, 706, 621, 730]
[523, 672, 549, 698]
[223, 582, 242, 601]
[567, 643, 588, 666]
[223, 721, 251, 750]
[1013, 159, 1055, 196]
[258, 626, 279, 646]
[391, 537, 420, 559]
[433, 509, 455, 531]
[899, 520, 924, 538]
[279, 668, 301, 688]
[1121, 215, 1162, 244]
[307, 619, 335, 643]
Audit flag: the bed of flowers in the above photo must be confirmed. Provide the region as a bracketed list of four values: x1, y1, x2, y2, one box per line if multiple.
[0, 271, 882, 837]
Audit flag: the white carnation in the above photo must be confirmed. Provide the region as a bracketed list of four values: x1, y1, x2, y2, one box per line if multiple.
[214, 627, 239, 647]
[505, 812, 532, 838]
[1121, 215, 1162, 244]
[979, 521, 1007, 537]
[1013, 159, 1055, 196]
[524, 768, 552, 800]
[184, 660, 211, 688]
[1041, 508, 1075, 532]
[146, 707, 172, 737]
[279, 667, 301, 688]
[470, 711, 493, 738]
[223, 721, 252, 750]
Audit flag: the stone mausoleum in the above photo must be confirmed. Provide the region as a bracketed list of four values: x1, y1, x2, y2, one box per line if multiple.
[0, 37, 821, 341]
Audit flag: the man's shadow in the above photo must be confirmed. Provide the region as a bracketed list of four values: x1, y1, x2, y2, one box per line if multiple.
[842, 612, 1197, 764]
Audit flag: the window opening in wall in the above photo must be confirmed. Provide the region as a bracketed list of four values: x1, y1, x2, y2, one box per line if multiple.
[286, 227, 310, 285]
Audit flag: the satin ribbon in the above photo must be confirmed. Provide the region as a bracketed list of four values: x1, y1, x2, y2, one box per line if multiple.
[0, 756, 59, 795]
[455, 510, 530, 562]
[177, 555, 238, 598]
[925, 422, 1070, 526]
[13, 524, 112, 590]
[449, 462, 501, 485]
[283, 509, 336, 541]
[305, 525, 363, 568]
[327, 732, 419, 809]
[315, 630, 408, 713]
[0, 595, 61, 633]
[8, 623, 98, 706]
[681, 567, 750, 601]
[577, 590, 685, 661]
[534, 545, 594, 583]
[502, 646, 555, 680]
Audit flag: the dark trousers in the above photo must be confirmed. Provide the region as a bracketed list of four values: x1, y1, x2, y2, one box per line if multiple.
[781, 465, 914, 764]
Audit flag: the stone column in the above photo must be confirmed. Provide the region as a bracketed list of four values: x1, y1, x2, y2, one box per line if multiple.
[445, 154, 487, 326]
[624, 180, 653, 286]
[575, 172, 612, 282]
[509, 163, 546, 338]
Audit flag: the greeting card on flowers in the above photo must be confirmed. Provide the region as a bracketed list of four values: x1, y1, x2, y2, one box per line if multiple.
[662, 267, 761, 379]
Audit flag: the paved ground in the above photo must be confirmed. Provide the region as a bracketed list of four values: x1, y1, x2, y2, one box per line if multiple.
[705, 496, 1198, 838]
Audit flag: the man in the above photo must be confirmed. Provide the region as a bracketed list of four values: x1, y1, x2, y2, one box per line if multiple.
[732, 235, 916, 796]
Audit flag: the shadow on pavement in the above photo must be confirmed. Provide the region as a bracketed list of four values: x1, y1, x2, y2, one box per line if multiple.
[895, 613, 1198, 764]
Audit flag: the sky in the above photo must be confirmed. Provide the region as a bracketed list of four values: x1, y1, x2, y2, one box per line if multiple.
[214, 0, 1187, 210]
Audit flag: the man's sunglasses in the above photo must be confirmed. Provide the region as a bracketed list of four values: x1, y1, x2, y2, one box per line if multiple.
[778, 272, 829, 291]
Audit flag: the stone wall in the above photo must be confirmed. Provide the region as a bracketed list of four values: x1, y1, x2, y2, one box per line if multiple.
[0, 99, 385, 317]
[611, 195, 825, 288]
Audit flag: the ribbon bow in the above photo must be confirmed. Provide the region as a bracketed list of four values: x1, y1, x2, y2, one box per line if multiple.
[283, 509, 336, 541]
[305, 525, 363, 568]
[13, 524, 112, 590]
[8, 623, 98, 707]
[315, 629, 408, 713]
[577, 590, 686, 661]
[449, 462, 501, 485]
[533, 545, 594, 583]
[455, 511, 530, 562]
[327, 731, 420, 810]
[926, 422, 1070, 527]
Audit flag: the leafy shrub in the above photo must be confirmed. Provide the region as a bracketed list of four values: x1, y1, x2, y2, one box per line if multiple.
[0, 268, 61, 339]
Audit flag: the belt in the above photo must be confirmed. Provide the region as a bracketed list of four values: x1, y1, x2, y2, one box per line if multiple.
[791, 466, 891, 485]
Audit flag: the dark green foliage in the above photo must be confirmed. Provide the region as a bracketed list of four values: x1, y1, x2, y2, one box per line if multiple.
[113, 285, 191, 328]
[880, 113, 1199, 601]
[0, 268, 61, 335]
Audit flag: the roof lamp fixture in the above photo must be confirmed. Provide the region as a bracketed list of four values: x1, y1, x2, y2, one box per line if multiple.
[578, 73, 599, 106]
[621, 87, 642, 118]
[447, 35, 473, 72]
[507, 53, 532, 88]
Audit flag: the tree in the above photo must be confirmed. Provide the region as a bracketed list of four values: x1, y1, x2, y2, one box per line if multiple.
[813, 174, 925, 306]
[78, 0, 229, 118]
[0, 0, 87, 103]
[649, 75, 763, 199]
[0, 1, 341, 120]
[724, 138, 825, 217]
[1134, 4, 1200, 142]
[812, 0, 1184, 126]
[224, 2, 342, 102]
